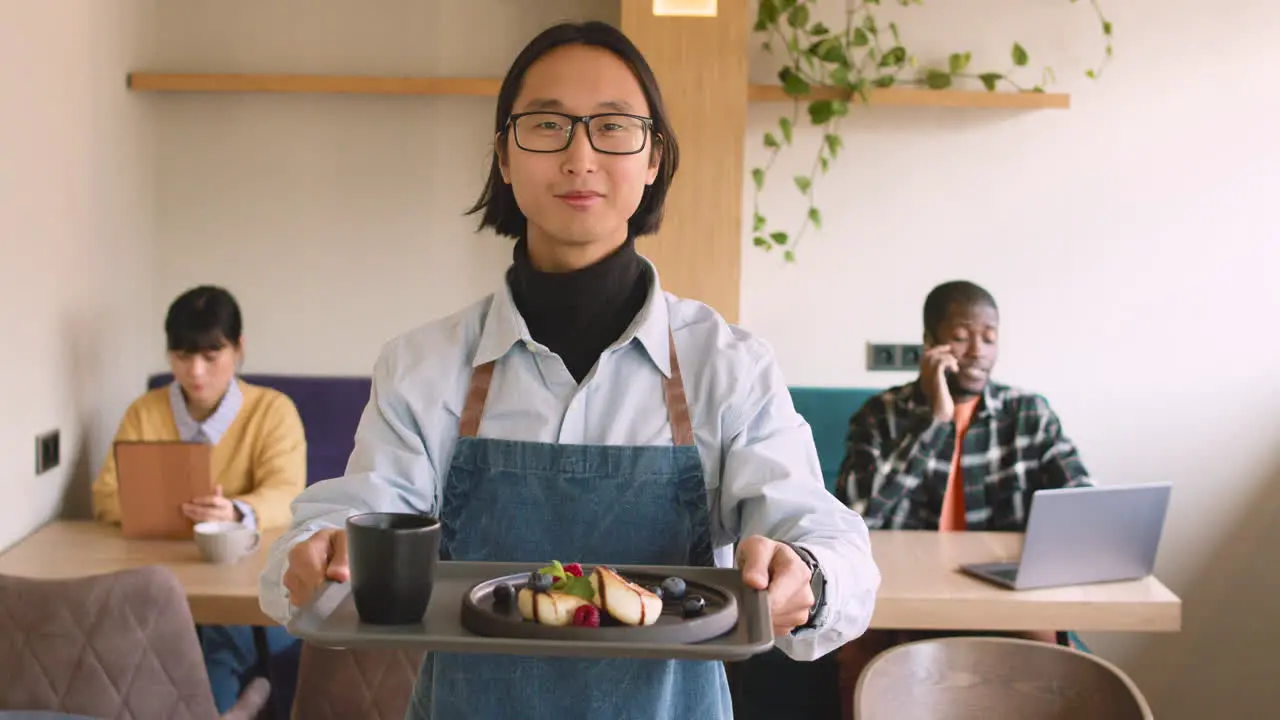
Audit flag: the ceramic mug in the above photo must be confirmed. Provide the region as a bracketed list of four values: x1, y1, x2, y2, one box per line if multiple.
[193, 520, 261, 564]
[346, 512, 441, 625]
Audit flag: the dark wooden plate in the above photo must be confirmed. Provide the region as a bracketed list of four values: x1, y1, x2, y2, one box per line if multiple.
[460, 566, 739, 645]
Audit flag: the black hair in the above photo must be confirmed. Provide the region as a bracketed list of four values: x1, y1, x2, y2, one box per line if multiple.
[165, 285, 243, 354]
[466, 21, 680, 239]
[923, 280, 998, 339]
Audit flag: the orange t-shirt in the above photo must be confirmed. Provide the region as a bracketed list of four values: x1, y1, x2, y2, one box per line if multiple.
[939, 397, 980, 532]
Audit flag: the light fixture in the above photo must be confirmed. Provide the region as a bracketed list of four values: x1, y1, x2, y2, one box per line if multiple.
[652, 0, 718, 17]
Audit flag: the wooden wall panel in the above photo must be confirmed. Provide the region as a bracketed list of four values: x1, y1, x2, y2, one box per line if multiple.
[620, 0, 747, 323]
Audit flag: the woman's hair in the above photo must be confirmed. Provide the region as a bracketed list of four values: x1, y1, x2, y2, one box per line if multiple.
[466, 21, 681, 239]
[164, 285, 243, 353]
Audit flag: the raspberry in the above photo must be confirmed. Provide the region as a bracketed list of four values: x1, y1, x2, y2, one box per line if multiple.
[572, 605, 600, 628]
[563, 563, 584, 577]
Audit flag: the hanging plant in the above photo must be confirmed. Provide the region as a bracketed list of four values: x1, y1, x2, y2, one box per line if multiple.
[750, 0, 1114, 261]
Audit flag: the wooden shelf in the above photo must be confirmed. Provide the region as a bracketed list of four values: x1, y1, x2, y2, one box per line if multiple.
[127, 72, 1069, 109]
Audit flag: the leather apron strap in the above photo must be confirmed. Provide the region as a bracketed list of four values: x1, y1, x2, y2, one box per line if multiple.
[458, 329, 695, 447]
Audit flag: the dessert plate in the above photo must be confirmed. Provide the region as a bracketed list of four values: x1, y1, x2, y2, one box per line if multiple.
[460, 567, 738, 645]
[288, 560, 774, 662]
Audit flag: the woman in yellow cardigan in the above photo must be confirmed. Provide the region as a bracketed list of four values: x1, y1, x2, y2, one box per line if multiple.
[92, 285, 306, 719]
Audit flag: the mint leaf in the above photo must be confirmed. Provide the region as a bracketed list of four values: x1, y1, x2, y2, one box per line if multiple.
[538, 560, 566, 581]
[559, 575, 596, 602]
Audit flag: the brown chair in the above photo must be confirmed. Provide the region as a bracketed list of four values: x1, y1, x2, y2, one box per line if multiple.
[0, 566, 218, 719]
[854, 636, 1153, 720]
[289, 645, 425, 720]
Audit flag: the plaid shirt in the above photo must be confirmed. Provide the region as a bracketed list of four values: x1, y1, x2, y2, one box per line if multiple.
[835, 381, 1091, 531]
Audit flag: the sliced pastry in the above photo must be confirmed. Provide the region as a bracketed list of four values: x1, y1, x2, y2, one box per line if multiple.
[517, 588, 594, 627]
[590, 566, 663, 626]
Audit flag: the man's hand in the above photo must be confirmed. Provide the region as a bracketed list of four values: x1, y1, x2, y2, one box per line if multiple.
[920, 345, 959, 423]
[182, 485, 237, 523]
[284, 529, 350, 609]
[738, 535, 815, 637]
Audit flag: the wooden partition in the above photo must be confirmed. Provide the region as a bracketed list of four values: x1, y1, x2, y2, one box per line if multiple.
[620, 0, 748, 323]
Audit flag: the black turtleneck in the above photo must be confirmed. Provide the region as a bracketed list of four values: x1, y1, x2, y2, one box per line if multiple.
[507, 236, 650, 383]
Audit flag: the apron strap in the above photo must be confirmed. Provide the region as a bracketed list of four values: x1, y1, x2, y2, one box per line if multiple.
[457, 329, 696, 446]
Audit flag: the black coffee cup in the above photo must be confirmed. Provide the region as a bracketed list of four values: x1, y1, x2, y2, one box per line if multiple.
[346, 512, 441, 625]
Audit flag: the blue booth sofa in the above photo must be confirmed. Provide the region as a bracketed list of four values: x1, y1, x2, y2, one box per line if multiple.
[146, 373, 879, 718]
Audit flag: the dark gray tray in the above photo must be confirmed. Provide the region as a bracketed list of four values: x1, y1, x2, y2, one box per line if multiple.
[287, 560, 775, 661]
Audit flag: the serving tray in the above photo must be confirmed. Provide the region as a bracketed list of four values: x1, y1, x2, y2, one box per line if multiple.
[287, 560, 774, 662]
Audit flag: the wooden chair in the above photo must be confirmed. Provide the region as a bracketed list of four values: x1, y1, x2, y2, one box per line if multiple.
[854, 636, 1152, 720]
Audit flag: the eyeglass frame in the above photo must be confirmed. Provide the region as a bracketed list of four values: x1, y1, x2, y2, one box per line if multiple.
[505, 111, 656, 156]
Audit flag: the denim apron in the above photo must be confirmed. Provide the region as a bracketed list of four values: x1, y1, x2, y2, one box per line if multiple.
[407, 328, 733, 720]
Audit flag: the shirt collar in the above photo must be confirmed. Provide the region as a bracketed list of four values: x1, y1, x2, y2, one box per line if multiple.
[471, 255, 672, 378]
[169, 378, 243, 444]
[905, 378, 1004, 417]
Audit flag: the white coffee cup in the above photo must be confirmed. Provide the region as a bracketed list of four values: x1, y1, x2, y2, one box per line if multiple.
[193, 521, 261, 564]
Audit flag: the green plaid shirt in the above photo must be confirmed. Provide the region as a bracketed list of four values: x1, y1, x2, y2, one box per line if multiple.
[835, 381, 1091, 531]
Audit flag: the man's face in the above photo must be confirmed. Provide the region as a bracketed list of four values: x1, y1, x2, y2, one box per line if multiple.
[927, 301, 999, 397]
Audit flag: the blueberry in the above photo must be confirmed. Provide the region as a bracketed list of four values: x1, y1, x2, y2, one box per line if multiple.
[646, 585, 664, 600]
[682, 595, 707, 618]
[493, 582, 515, 606]
[527, 572, 553, 592]
[660, 576, 687, 600]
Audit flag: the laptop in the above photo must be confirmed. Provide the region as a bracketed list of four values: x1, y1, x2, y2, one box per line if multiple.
[959, 483, 1172, 591]
[115, 440, 214, 540]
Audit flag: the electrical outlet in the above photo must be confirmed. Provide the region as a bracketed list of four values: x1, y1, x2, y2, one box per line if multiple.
[898, 344, 924, 368]
[35, 429, 60, 475]
[867, 343, 899, 371]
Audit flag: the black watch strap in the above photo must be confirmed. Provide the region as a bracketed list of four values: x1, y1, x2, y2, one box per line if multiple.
[784, 542, 825, 631]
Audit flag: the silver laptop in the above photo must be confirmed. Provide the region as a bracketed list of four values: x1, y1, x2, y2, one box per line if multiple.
[960, 483, 1172, 590]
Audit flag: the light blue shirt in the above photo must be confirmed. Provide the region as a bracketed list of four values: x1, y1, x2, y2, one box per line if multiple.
[258, 261, 880, 660]
[169, 378, 257, 529]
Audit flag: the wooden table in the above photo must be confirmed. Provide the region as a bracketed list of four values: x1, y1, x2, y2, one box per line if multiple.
[869, 530, 1182, 632]
[0, 520, 281, 626]
[0, 523, 1182, 633]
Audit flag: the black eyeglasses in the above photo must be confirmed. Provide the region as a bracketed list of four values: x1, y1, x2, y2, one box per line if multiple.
[507, 112, 654, 155]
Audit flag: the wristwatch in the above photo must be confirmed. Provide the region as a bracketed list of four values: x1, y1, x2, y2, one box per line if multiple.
[784, 542, 826, 632]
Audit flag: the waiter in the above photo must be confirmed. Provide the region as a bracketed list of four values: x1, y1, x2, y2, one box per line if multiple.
[259, 20, 880, 720]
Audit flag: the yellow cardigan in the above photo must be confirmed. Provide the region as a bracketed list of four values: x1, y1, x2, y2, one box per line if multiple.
[92, 381, 307, 530]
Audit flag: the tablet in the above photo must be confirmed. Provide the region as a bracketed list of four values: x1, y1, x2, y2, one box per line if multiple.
[114, 440, 214, 540]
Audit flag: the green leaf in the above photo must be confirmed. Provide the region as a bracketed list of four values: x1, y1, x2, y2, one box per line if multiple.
[948, 52, 971, 74]
[777, 0, 796, 9]
[872, 74, 896, 88]
[879, 46, 907, 68]
[852, 77, 870, 103]
[925, 70, 952, 90]
[852, 28, 870, 47]
[753, 235, 771, 249]
[770, 231, 789, 245]
[807, 99, 834, 124]
[751, 167, 765, 190]
[784, 250, 796, 263]
[830, 65, 851, 88]
[757, 0, 780, 25]
[810, 22, 830, 36]
[830, 99, 849, 117]
[824, 133, 842, 157]
[1103, 20, 1113, 36]
[779, 117, 793, 144]
[764, 132, 781, 149]
[794, 176, 812, 194]
[1085, 69, 1097, 79]
[808, 207, 822, 228]
[888, 21, 900, 45]
[813, 37, 845, 64]
[753, 213, 766, 232]
[538, 560, 566, 580]
[786, 4, 809, 29]
[558, 575, 596, 602]
[779, 67, 811, 97]
[819, 156, 828, 172]
[978, 72, 1002, 91]
[1012, 42, 1029, 67]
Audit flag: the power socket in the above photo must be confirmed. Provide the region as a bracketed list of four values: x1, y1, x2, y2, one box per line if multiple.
[35, 429, 60, 475]
[898, 344, 924, 368]
[866, 343, 898, 371]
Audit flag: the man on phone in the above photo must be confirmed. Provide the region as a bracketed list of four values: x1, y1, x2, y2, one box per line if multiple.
[829, 280, 1092, 720]
[835, 280, 1091, 530]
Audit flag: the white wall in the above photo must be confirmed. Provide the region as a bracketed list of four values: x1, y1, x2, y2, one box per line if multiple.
[743, 2, 1280, 717]
[0, 1, 157, 549]
[91, 0, 1280, 716]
